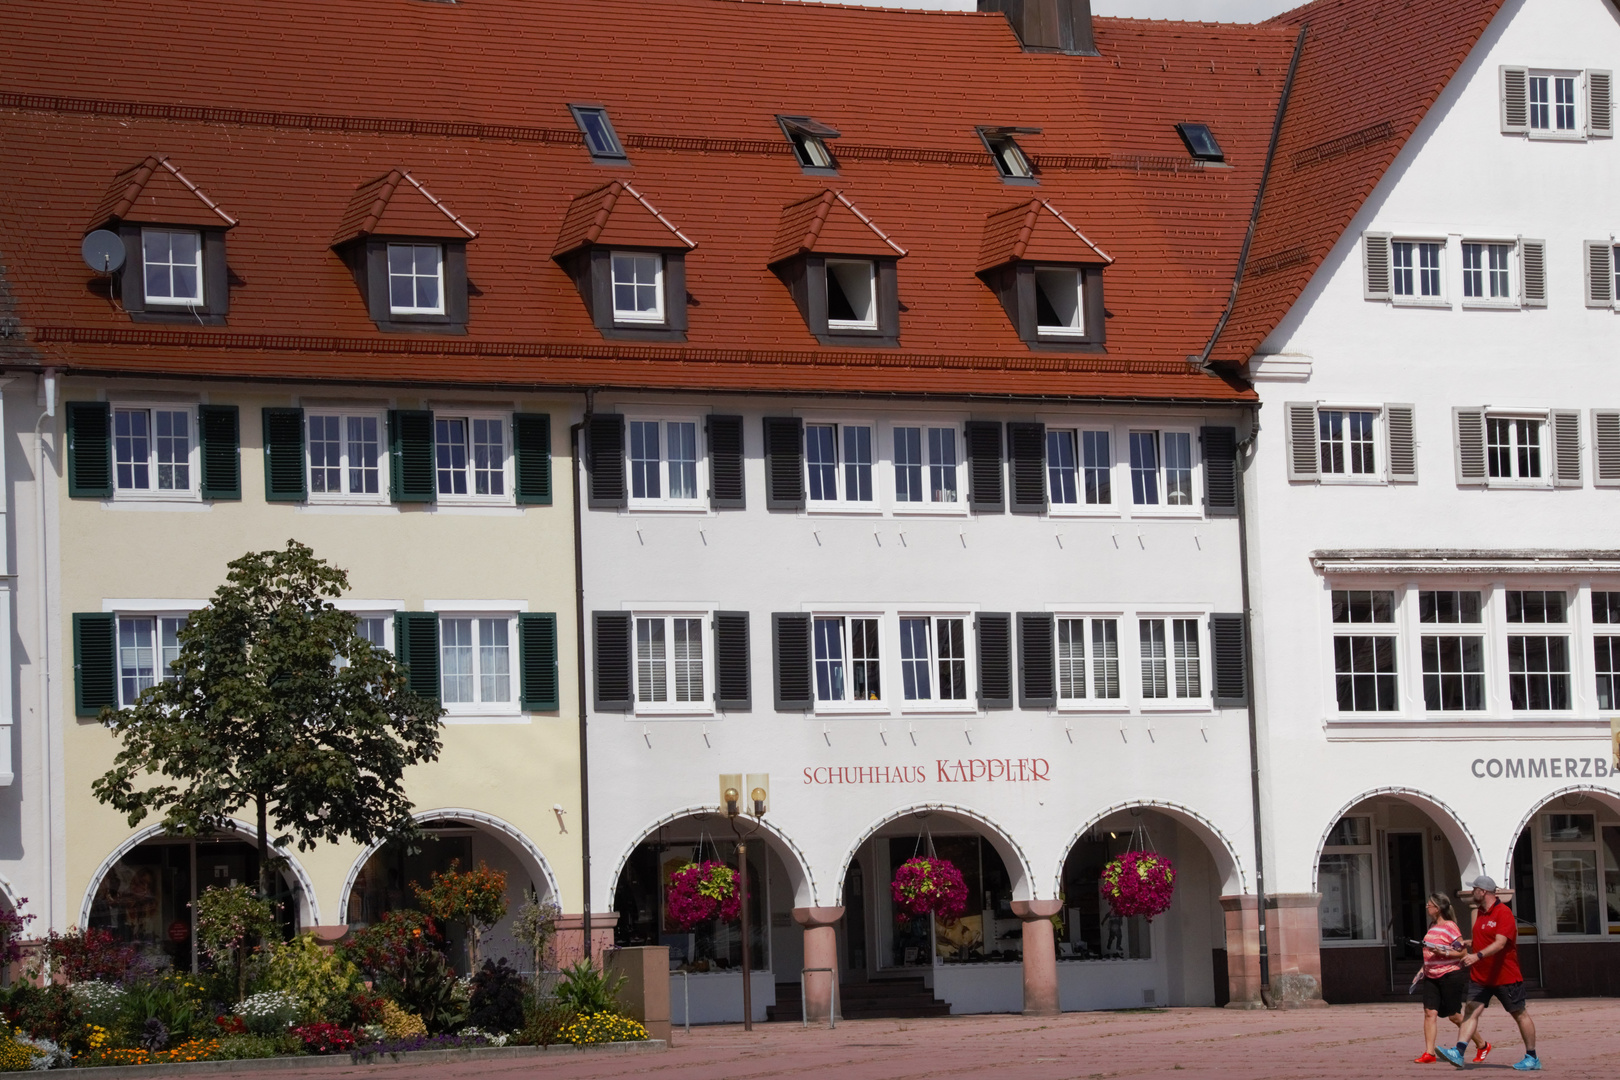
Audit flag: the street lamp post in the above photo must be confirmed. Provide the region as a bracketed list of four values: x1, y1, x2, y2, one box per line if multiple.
[723, 783, 768, 1032]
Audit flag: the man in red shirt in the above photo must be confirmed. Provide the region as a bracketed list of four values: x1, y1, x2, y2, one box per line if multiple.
[1439, 876, 1539, 1071]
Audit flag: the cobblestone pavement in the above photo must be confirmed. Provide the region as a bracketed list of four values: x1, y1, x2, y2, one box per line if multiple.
[154, 999, 1620, 1079]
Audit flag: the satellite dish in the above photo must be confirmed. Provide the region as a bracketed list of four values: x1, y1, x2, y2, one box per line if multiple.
[81, 230, 126, 273]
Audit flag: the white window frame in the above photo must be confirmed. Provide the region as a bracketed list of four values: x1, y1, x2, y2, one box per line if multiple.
[305, 410, 389, 504]
[1032, 266, 1085, 337]
[1527, 69, 1582, 139]
[631, 610, 713, 717]
[111, 402, 201, 502]
[1484, 410, 1551, 488]
[139, 228, 204, 306]
[1412, 587, 1490, 715]
[1051, 611, 1127, 712]
[625, 415, 708, 511]
[1124, 427, 1200, 517]
[894, 612, 975, 715]
[1325, 585, 1406, 718]
[114, 610, 191, 707]
[434, 610, 521, 718]
[802, 419, 879, 512]
[1043, 425, 1120, 517]
[886, 418, 966, 515]
[1133, 610, 1211, 712]
[1390, 237, 1448, 306]
[1500, 587, 1575, 715]
[1527, 810, 1619, 939]
[1316, 405, 1386, 484]
[809, 610, 887, 715]
[1460, 238, 1520, 309]
[610, 251, 665, 324]
[386, 242, 446, 316]
[825, 258, 878, 331]
[433, 410, 515, 507]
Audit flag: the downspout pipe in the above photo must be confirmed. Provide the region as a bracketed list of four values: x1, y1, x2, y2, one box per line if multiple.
[33, 370, 57, 933]
[571, 390, 595, 963]
[1235, 412, 1273, 1008]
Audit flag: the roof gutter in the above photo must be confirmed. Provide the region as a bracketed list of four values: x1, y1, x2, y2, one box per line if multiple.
[1198, 24, 1308, 368]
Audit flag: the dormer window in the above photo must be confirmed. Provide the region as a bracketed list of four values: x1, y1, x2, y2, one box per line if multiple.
[141, 229, 203, 306]
[978, 126, 1040, 183]
[388, 243, 445, 315]
[611, 252, 664, 323]
[570, 105, 628, 163]
[1176, 123, 1225, 162]
[777, 115, 840, 174]
[1033, 267, 1085, 336]
[826, 259, 877, 330]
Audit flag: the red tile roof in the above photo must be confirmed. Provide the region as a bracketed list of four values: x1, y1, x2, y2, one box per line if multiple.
[86, 156, 237, 233]
[978, 199, 1112, 272]
[331, 170, 478, 247]
[0, 0, 1310, 404]
[768, 190, 907, 265]
[553, 181, 696, 259]
[1209, 0, 1509, 364]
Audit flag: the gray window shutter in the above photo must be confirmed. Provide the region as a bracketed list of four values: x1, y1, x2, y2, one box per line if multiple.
[1453, 407, 1487, 487]
[1552, 409, 1582, 487]
[763, 417, 805, 510]
[1007, 422, 1046, 513]
[593, 612, 633, 712]
[1210, 613, 1248, 707]
[1588, 69, 1613, 137]
[965, 420, 1005, 513]
[1500, 65, 1529, 133]
[388, 409, 436, 503]
[512, 413, 552, 506]
[707, 415, 746, 510]
[1017, 612, 1054, 708]
[1520, 239, 1547, 307]
[1586, 241, 1615, 307]
[1201, 426, 1238, 515]
[393, 611, 441, 703]
[262, 407, 307, 502]
[772, 613, 812, 711]
[1386, 404, 1417, 483]
[713, 611, 751, 711]
[198, 404, 241, 500]
[587, 413, 626, 509]
[518, 613, 559, 710]
[73, 612, 118, 716]
[1363, 233, 1392, 300]
[66, 401, 113, 498]
[1592, 410, 1620, 488]
[1285, 403, 1319, 481]
[975, 612, 1012, 710]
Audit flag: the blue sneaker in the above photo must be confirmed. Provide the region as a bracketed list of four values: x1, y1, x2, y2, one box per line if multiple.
[1511, 1055, 1541, 1071]
[1436, 1046, 1466, 1068]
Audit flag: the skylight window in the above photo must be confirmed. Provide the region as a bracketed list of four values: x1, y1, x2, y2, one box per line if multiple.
[1176, 123, 1224, 162]
[777, 115, 841, 172]
[978, 126, 1041, 182]
[569, 105, 627, 162]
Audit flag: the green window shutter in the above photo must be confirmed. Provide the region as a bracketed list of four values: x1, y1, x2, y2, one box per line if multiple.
[519, 613, 560, 710]
[66, 401, 113, 498]
[394, 611, 441, 702]
[73, 612, 118, 716]
[513, 413, 553, 505]
[198, 404, 241, 500]
[261, 407, 306, 502]
[389, 410, 437, 503]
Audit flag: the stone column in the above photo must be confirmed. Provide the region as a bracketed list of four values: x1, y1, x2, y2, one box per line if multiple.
[792, 906, 845, 1022]
[1010, 899, 1063, 1016]
[1267, 893, 1327, 1007]
[1220, 894, 1265, 1009]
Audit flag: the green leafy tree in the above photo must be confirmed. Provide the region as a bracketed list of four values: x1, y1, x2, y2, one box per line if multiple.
[92, 541, 445, 899]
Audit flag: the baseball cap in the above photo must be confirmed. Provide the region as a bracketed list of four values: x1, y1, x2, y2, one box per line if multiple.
[1470, 875, 1498, 892]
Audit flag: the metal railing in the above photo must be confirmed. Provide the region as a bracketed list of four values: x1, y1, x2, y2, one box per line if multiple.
[672, 970, 690, 1035]
[800, 967, 837, 1029]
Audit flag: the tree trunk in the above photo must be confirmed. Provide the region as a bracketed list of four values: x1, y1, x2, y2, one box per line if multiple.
[256, 794, 270, 900]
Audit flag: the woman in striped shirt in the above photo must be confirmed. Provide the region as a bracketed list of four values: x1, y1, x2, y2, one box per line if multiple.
[1414, 892, 1489, 1063]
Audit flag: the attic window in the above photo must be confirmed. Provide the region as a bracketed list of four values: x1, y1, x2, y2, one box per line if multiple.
[978, 126, 1040, 182]
[1034, 267, 1084, 336]
[826, 259, 877, 330]
[570, 105, 627, 162]
[1176, 123, 1224, 162]
[777, 115, 841, 172]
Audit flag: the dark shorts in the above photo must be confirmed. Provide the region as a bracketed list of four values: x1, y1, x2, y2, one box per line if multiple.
[1469, 980, 1528, 1014]
[1420, 970, 1468, 1016]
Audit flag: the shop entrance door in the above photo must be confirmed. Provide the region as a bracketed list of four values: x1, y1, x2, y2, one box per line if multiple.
[1386, 832, 1428, 961]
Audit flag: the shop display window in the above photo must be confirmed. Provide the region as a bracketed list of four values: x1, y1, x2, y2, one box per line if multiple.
[881, 835, 1015, 967]
[1057, 832, 1152, 960]
[347, 829, 473, 970]
[1318, 816, 1377, 941]
[611, 838, 768, 972]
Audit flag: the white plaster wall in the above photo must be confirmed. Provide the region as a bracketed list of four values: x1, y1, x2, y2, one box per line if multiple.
[1245, 0, 1620, 899]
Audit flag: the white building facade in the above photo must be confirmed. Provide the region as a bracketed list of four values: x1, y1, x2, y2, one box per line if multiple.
[1243, 0, 1620, 1002]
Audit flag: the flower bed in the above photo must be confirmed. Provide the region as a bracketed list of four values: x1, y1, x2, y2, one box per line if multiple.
[890, 857, 968, 923]
[559, 1013, 648, 1046]
[1100, 851, 1177, 920]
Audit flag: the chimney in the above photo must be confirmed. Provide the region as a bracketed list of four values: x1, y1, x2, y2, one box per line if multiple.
[979, 0, 1098, 56]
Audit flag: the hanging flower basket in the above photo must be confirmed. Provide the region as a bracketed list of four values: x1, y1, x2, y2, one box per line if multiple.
[665, 861, 741, 930]
[890, 857, 969, 924]
[1100, 851, 1176, 921]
